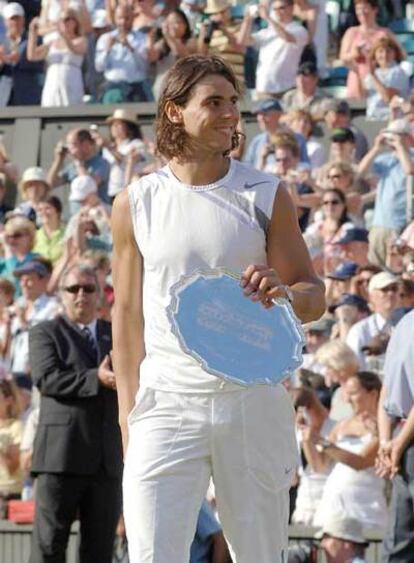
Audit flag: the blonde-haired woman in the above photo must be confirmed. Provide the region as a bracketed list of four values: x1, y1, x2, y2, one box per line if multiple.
[363, 36, 410, 120]
[316, 339, 360, 421]
[27, 10, 88, 107]
[0, 217, 38, 295]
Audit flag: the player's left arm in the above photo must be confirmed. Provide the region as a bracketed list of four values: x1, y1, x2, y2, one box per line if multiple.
[241, 183, 325, 323]
[268, 183, 325, 322]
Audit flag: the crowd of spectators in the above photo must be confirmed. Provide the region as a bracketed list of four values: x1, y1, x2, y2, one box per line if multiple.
[0, 0, 410, 108]
[0, 0, 412, 561]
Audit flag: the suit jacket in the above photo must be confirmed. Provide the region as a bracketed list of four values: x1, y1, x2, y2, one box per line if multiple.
[29, 315, 123, 477]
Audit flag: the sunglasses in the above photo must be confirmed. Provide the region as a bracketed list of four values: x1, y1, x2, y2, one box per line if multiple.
[323, 200, 341, 205]
[328, 174, 343, 180]
[64, 284, 97, 294]
[6, 232, 26, 240]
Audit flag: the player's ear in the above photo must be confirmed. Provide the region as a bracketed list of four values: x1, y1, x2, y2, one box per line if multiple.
[165, 101, 183, 125]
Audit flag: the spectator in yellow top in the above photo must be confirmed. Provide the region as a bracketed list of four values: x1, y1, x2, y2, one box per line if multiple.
[33, 196, 65, 265]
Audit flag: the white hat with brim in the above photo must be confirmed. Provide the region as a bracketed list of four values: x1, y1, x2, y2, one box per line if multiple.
[105, 108, 139, 127]
[20, 167, 50, 192]
[314, 516, 368, 546]
[69, 175, 98, 202]
[204, 0, 231, 14]
[3, 2, 25, 19]
[368, 271, 399, 293]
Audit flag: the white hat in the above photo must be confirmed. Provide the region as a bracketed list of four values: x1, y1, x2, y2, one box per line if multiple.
[315, 515, 368, 546]
[105, 108, 139, 126]
[204, 0, 231, 14]
[3, 2, 25, 19]
[368, 271, 399, 293]
[20, 167, 49, 191]
[69, 175, 97, 202]
[92, 9, 109, 28]
[384, 118, 414, 136]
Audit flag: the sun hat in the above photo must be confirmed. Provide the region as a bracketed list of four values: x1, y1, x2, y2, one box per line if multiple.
[105, 108, 139, 127]
[20, 167, 50, 193]
[204, 0, 231, 14]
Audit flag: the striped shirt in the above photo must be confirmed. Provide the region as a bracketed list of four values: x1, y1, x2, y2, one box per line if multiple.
[208, 22, 245, 88]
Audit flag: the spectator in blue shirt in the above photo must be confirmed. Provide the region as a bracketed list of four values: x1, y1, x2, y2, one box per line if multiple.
[47, 128, 110, 209]
[358, 121, 414, 268]
[190, 500, 229, 563]
[95, 4, 153, 103]
[363, 36, 410, 121]
[244, 98, 309, 169]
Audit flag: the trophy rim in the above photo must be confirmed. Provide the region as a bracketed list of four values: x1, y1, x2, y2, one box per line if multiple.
[167, 268, 305, 386]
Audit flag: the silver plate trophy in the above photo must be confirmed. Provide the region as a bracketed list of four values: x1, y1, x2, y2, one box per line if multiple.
[167, 269, 305, 386]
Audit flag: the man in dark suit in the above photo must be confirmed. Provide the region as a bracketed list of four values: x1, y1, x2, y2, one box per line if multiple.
[29, 264, 123, 563]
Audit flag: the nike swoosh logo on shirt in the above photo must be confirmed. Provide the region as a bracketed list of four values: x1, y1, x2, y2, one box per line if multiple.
[243, 180, 271, 190]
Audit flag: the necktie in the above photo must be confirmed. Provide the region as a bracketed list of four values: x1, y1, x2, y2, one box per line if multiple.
[82, 326, 98, 362]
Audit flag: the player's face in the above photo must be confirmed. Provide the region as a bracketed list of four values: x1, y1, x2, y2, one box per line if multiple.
[177, 74, 240, 155]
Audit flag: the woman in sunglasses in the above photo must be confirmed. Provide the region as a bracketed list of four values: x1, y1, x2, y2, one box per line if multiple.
[304, 188, 354, 275]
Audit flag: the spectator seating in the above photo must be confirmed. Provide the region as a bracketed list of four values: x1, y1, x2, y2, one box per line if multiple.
[390, 18, 414, 33]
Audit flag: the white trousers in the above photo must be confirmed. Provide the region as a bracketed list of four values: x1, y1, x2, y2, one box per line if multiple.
[123, 384, 298, 563]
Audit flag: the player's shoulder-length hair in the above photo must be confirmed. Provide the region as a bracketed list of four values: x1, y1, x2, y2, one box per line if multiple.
[155, 55, 242, 161]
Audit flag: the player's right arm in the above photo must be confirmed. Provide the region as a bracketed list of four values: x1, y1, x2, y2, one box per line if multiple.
[111, 189, 145, 456]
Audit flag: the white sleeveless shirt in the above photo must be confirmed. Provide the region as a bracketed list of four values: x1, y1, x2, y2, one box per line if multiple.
[127, 159, 280, 393]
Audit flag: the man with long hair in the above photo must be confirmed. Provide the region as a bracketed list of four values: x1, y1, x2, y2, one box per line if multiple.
[111, 54, 325, 562]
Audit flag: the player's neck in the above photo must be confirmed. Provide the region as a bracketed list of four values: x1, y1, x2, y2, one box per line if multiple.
[169, 155, 231, 186]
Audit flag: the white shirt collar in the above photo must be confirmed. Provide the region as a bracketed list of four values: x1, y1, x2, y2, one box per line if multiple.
[77, 319, 97, 338]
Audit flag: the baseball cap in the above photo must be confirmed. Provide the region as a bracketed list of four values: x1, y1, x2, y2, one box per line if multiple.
[334, 293, 370, 312]
[326, 261, 358, 280]
[331, 128, 355, 144]
[335, 228, 369, 245]
[69, 175, 98, 202]
[7, 202, 37, 223]
[297, 61, 318, 76]
[13, 260, 50, 278]
[324, 99, 350, 115]
[315, 515, 368, 546]
[252, 98, 283, 114]
[368, 271, 399, 293]
[3, 2, 25, 18]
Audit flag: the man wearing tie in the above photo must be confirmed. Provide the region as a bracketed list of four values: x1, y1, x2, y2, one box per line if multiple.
[28, 264, 122, 563]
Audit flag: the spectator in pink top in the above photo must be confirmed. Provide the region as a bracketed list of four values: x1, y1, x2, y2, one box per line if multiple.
[339, 0, 395, 99]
